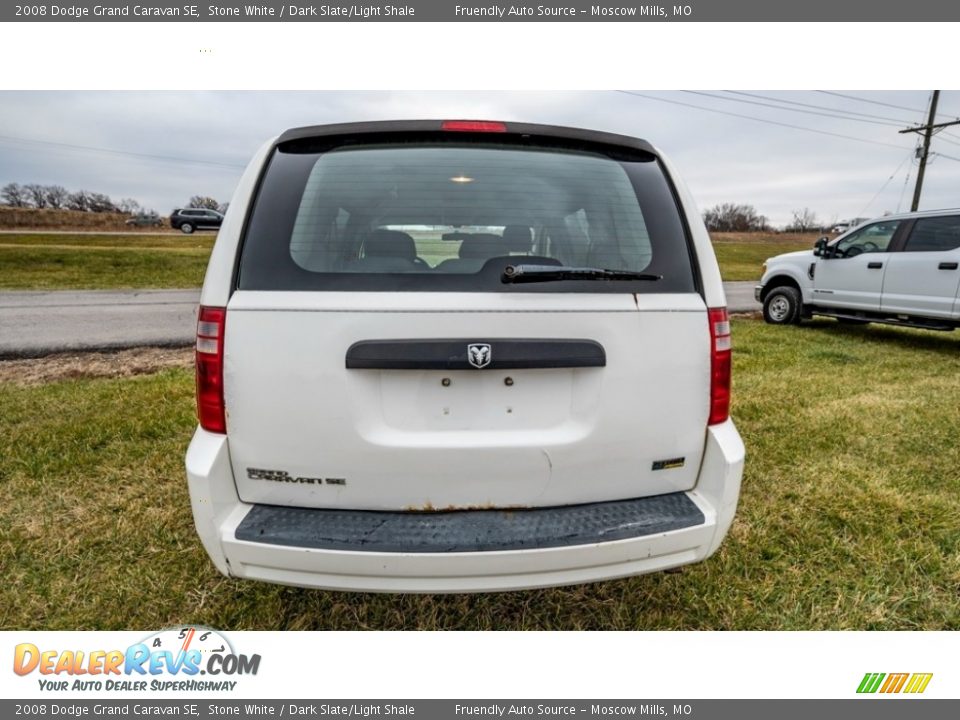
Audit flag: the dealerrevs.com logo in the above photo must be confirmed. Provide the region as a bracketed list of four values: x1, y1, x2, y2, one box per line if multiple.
[13, 627, 261, 692]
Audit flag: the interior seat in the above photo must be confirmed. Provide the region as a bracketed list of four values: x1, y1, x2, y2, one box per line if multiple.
[458, 233, 508, 259]
[363, 229, 418, 260]
[501, 225, 534, 254]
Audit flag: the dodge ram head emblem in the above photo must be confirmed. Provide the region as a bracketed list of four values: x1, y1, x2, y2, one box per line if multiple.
[467, 343, 492, 369]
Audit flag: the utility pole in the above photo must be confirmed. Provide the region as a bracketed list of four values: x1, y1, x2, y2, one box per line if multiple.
[898, 91, 960, 211]
[910, 91, 938, 212]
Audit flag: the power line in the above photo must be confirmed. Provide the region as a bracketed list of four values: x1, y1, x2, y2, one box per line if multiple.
[724, 90, 916, 125]
[681, 90, 904, 128]
[935, 134, 960, 148]
[857, 150, 915, 217]
[932, 152, 960, 162]
[897, 160, 913, 213]
[816, 89, 960, 142]
[614, 91, 911, 150]
[816, 90, 958, 122]
[0, 133, 245, 170]
[816, 90, 928, 114]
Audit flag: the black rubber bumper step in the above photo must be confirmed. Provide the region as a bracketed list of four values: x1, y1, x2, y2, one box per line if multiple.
[234, 492, 704, 553]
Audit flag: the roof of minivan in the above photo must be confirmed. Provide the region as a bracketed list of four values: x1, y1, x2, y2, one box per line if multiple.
[275, 120, 658, 156]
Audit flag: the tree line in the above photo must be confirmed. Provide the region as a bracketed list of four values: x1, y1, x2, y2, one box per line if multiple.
[0, 182, 145, 214]
[0, 183, 225, 216]
[702, 203, 824, 233]
[4, 183, 820, 232]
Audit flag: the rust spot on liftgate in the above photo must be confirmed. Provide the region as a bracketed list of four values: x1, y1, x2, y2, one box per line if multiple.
[402, 501, 530, 513]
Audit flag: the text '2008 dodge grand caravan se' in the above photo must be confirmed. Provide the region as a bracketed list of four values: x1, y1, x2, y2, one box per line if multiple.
[185, 120, 745, 592]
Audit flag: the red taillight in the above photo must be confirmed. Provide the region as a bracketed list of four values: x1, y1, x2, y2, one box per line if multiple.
[196, 306, 226, 433]
[708, 307, 732, 426]
[441, 120, 507, 133]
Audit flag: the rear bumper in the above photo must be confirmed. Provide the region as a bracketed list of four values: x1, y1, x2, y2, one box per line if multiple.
[185, 421, 744, 593]
[754, 284, 764, 302]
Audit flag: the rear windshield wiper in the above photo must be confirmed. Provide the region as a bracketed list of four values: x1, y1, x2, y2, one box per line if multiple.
[502, 264, 662, 284]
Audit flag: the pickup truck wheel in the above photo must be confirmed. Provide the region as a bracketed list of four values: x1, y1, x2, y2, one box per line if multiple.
[763, 286, 802, 325]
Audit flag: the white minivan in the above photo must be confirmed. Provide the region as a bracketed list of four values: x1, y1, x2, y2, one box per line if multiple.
[185, 120, 745, 592]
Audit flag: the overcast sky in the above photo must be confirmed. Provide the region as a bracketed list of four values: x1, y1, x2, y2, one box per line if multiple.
[1, 90, 958, 227]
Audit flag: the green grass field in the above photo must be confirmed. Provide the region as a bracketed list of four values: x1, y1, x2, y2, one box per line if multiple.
[0, 232, 813, 289]
[710, 232, 816, 281]
[0, 234, 214, 290]
[1, 318, 957, 630]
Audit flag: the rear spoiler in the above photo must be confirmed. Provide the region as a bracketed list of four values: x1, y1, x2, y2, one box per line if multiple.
[275, 119, 658, 158]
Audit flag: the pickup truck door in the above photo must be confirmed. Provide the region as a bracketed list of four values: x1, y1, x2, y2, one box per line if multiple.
[880, 215, 960, 319]
[813, 220, 902, 311]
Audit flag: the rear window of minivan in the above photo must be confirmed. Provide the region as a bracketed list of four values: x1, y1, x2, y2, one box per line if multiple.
[237, 140, 696, 293]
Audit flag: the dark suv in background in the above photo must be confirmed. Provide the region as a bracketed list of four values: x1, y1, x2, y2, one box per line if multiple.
[170, 208, 224, 234]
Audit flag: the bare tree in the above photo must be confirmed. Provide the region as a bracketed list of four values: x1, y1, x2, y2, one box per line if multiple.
[188, 195, 221, 211]
[118, 197, 141, 214]
[789, 208, 819, 233]
[45, 185, 69, 209]
[1, 182, 29, 207]
[24, 184, 49, 209]
[87, 192, 117, 213]
[66, 190, 92, 212]
[702, 203, 769, 232]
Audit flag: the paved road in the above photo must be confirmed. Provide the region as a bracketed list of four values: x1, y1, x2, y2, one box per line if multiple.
[724, 281, 759, 314]
[0, 289, 201, 358]
[0, 282, 759, 358]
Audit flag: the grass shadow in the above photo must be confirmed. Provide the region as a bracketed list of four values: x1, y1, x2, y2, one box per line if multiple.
[801, 318, 960, 358]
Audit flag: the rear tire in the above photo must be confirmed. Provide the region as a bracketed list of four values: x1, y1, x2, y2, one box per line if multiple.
[180, 223, 194, 234]
[763, 286, 802, 325]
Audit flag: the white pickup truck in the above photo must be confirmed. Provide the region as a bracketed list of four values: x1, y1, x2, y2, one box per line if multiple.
[756, 209, 960, 329]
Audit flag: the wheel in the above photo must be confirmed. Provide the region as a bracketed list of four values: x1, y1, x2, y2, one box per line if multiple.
[763, 286, 802, 325]
[180, 222, 194, 234]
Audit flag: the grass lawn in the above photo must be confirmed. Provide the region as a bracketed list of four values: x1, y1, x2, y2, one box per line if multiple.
[1, 318, 958, 630]
[710, 232, 818, 281]
[0, 232, 812, 290]
[0, 234, 214, 290]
